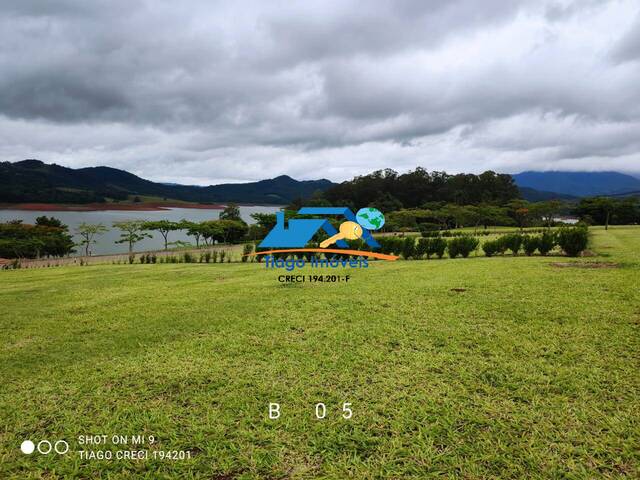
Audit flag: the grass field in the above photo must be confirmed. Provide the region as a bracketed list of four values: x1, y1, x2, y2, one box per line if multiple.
[1, 227, 639, 479]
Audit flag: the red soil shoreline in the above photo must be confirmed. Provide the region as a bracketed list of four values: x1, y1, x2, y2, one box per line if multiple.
[0, 202, 225, 212]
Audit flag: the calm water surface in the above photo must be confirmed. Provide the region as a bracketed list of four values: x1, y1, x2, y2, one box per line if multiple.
[0, 206, 281, 256]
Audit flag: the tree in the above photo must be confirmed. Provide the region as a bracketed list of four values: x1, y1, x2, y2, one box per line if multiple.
[476, 205, 513, 229]
[35, 216, 65, 228]
[219, 203, 242, 221]
[180, 220, 203, 248]
[574, 197, 617, 230]
[250, 213, 277, 230]
[142, 220, 179, 250]
[0, 221, 75, 259]
[218, 219, 248, 243]
[369, 193, 403, 213]
[531, 200, 562, 228]
[75, 223, 107, 256]
[248, 213, 276, 240]
[113, 220, 151, 253]
[507, 200, 531, 231]
[199, 221, 224, 245]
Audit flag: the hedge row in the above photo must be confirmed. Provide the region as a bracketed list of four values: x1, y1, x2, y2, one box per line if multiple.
[377, 235, 479, 259]
[483, 228, 588, 257]
[420, 227, 551, 238]
[378, 226, 589, 259]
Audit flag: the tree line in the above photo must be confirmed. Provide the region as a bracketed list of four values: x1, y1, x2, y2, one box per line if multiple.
[294, 168, 521, 210]
[76, 204, 251, 256]
[288, 167, 639, 230]
[0, 216, 75, 259]
[0, 204, 256, 259]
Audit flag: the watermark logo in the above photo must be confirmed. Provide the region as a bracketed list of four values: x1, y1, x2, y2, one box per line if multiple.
[245, 207, 397, 264]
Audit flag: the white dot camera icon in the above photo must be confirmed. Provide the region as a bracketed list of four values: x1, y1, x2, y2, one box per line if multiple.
[21, 439, 69, 455]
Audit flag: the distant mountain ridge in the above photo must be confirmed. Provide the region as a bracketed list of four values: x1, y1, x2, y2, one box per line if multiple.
[512, 171, 640, 197]
[517, 187, 577, 202]
[0, 160, 335, 205]
[2, 160, 638, 206]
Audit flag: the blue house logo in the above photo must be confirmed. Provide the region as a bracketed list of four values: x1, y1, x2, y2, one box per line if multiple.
[259, 207, 382, 249]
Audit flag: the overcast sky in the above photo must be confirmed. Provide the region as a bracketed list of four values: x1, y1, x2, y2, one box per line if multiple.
[1, 0, 639, 184]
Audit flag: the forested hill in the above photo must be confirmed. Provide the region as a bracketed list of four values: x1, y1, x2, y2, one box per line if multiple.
[316, 168, 521, 209]
[512, 171, 640, 197]
[0, 160, 335, 205]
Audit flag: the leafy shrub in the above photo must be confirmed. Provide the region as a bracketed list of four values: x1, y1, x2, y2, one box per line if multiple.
[447, 236, 479, 258]
[428, 237, 448, 259]
[204, 251, 212, 263]
[402, 237, 416, 259]
[392, 237, 405, 255]
[242, 243, 254, 262]
[482, 240, 500, 257]
[219, 250, 226, 263]
[183, 252, 194, 263]
[494, 236, 509, 255]
[128, 254, 135, 264]
[415, 238, 429, 259]
[522, 235, 539, 256]
[557, 227, 588, 257]
[502, 234, 523, 255]
[376, 237, 392, 255]
[379, 237, 404, 255]
[538, 231, 556, 256]
[419, 223, 442, 237]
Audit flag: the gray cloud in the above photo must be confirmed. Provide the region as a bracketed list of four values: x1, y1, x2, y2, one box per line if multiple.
[611, 13, 640, 64]
[0, 0, 639, 184]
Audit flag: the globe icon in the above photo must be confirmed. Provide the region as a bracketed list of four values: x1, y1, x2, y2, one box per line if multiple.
[356, 207, 385, 230]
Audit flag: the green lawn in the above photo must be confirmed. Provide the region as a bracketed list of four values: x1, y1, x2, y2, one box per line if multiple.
[1, 227, 639, 479]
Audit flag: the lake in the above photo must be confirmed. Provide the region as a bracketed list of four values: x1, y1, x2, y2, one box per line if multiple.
[0, 206, 282, 256]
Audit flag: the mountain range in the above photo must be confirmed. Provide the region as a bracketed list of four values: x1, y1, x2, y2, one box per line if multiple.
[513, 171, 640, 198]
[0, 160, 334, 205]
[1, 160, 639, 205]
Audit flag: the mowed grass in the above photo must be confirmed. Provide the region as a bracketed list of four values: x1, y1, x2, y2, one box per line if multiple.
[1, 227, 639, 479]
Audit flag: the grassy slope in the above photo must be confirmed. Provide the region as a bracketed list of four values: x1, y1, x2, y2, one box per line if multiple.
[0, 227, 638, 479]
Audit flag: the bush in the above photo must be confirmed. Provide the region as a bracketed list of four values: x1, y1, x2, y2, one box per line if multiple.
[447, 236, 479, 258]
[428, 237, 448, 259]
[557, 227, 588, 257]
[415, 238, 429, 259]
[391, 237, 404, 255]
[522, 235, 539, 256]
[378, 236, 404, 256]
[242, 243, 254, 262]
[402, 237, 416, 259]
[377, 237, 392, 255]
[219, 250, 226, 263]
[418, 223, 442, 237]
[494, 236, 509, 255]
[482, 239, 500, 257]
[538, 231, 556, 256]
[502, 233, 523, 255]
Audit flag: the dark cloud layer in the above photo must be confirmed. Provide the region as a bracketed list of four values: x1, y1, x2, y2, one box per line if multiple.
[0, 0, 638, 183]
